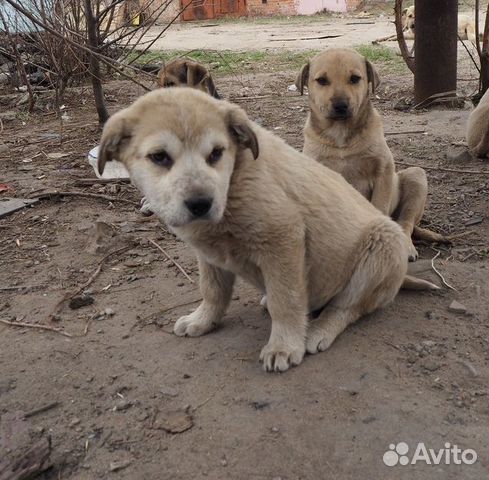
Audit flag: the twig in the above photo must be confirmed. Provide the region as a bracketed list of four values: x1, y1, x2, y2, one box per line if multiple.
[48, 245, 134, 320]
[148, 239, 194, 284]
[0, 319, 72, 337]
[0, 284, 44, 292]
[33, 190, 139, 206]
[191, 395, 214, 412]
[24, 401, 61, 419]
[385, 130, 427, 136]
[394, 161, 486, 174]
[431, 251, 457, 291]
[73, 178, 131, 186]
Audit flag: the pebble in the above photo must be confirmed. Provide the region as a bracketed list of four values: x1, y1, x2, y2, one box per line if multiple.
[69, 417, 81, 427]
[447, 147, 472, 163]
[115, 399, 133, 411]
[448, 300, 467, 314]
[109, 460, 132, 472]
[69, 295, 94, 310]
[421, 359, 440, 372]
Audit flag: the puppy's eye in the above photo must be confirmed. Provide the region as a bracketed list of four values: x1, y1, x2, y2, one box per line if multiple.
[316, 77, 329, 86]
[149, 151, 173, 169]
[207, 147, 223, 165]
[350, 75, 361, 84]
[164, 81, 175, 87]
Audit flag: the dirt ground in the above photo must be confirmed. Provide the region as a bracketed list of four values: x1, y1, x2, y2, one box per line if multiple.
[1, 14, 489, 480]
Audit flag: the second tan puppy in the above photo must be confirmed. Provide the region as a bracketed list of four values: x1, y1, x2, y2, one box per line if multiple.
[157, 58, 220, 98]
[403, 6, 479, 46]
[467, 88, 489, 157]
[98, 88, 437, 373]
[297, 48, 431, 261]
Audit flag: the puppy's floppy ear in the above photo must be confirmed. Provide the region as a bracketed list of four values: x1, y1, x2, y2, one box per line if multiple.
[205, 76, 221, 99]
[98, 112, 132, 175]
[402, 7, 408, 15]
[226, 107, 259, 160]
[365, 59, 380, 94]
[295, 62, 310, 95]
[186, 61, 209, 87]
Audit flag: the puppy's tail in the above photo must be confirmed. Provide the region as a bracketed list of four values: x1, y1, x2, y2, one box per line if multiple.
[402, 274, 440, 291]
[413, 226, 473, 244]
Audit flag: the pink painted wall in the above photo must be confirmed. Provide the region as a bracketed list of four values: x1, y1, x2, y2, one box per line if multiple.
[297, 0, 348, 15]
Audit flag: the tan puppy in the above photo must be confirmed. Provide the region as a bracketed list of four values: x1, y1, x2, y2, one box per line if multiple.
[157, 58, 220, 99]
[467, 88, 489, 157]
[403, 6, 478, 46]
[97, 88, 438, 373]
[296, 48, 435, 261]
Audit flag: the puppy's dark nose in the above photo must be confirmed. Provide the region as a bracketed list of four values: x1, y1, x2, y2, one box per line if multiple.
[332, 100, 349, 116]
[185, 197, 213, 217]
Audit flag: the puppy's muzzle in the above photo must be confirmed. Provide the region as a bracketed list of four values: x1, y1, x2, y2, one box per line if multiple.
[329, 100, 351, 120]
[184, 196, 213, 218]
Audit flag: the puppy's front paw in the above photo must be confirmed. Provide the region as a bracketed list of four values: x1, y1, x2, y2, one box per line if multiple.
[306, 326, 336, 354]
[407, 240, 419, 262]
[174, 309, 216, 337]
[259, 341, 305, 373]
[140, 197, 153, 216]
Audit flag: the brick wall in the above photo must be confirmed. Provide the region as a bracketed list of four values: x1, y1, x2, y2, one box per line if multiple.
[247, 0, 298, 17]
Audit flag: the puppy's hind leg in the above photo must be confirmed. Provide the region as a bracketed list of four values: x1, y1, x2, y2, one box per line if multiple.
[174, 257, 235, 337]
[395, 167, 428, 261]
[307, 219, 407, 354]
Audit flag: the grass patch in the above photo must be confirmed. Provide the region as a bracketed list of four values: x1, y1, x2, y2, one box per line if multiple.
[129, 49, 319, 75]
[355, 44, 408, 73]
[129, 45, 407, 77]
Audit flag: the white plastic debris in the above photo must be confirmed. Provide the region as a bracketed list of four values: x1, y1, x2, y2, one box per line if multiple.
[87, 146, 130, 180]
[287, 84, 297, 92]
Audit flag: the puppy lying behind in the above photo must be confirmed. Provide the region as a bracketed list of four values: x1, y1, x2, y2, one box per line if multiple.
[467, 88, 489, 158]
[296, 48, 445, 261]
[157, 58, 220, 99]
[98, 88, 437, 372]
[403, 5, 479, 46]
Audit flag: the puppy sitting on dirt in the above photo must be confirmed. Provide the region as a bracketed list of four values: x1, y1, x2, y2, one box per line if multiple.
[466, 88, 489, 158]
[296, 48, 445, 262]
[98, 88, 438, 372]
[157, 58, 220, 98]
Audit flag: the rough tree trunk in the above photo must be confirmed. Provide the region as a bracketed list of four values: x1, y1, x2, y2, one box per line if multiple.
[85, 0, 109, 124]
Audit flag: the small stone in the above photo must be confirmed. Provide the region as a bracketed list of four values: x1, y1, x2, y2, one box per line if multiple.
[271, 426, 279, 433]
[70, 417, 81, 427]
[104, 308, 115, 316]
[160, 387, 179, 397]
[250, 401, 270, 410]
[422, 359, 440, 372]
[220, 457, 228, 467]
[447, 147, 472, 163]
[109, 460, 131, 472]
[69, 295, 94, 310]
[0, 143, 8, 154]
[448, 300, 467, 314]
[114, 399, 133, 411]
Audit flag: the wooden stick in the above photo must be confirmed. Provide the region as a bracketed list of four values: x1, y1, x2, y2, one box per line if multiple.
[148, 239, 195, 284]
[73, 178, 131, 186]
[0, 319, 72, 337]
[24, 402, 60, 419]
[385, 130, 427, 136]
[395, 161, 486, 175]
[33, 190, 139, 206]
